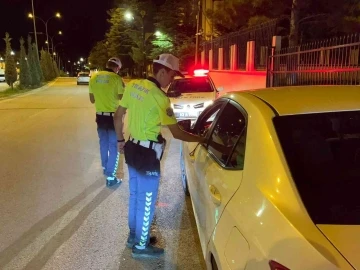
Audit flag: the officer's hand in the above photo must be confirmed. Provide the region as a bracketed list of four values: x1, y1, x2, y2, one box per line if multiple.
[118, 141, 126, 153]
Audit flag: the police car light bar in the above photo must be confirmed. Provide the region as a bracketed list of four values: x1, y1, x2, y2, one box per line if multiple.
[193, 69, 209, 77]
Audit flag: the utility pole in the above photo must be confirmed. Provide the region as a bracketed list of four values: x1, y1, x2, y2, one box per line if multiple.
[31, 0, 39, 58]
[195, 0, 201, 65]
[140, 10, 146, 78]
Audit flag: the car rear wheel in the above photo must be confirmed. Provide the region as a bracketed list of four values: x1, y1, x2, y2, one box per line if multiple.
[180, 147, 190, 196]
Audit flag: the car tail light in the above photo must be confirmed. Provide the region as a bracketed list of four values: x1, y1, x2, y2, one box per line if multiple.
[269, 260, 290, 270]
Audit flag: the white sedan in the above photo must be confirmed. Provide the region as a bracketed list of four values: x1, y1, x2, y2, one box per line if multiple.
[77, 72, 90, 85]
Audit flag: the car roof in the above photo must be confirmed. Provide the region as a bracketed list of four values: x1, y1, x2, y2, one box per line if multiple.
[225, 85, 360, 116]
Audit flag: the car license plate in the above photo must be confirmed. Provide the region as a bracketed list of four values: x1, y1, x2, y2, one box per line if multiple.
[179, 112, 189, 117]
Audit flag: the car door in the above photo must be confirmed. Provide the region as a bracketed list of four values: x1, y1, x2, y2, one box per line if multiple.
[183, 100, 227, 252]
[193, 100, 247, 249]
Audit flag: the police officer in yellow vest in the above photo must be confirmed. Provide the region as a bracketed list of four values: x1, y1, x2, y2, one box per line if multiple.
[114, 54, 205, 259]
[89, 57, 124, 187]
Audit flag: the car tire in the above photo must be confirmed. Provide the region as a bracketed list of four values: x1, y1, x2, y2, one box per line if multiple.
[180, 146, 190, 196]
[77, 82, 80, 85]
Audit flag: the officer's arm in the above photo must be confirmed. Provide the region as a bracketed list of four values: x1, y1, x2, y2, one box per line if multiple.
[167, 124, 205, 143]
[114, 106, 127, 140]
[89, 93, 95, 104]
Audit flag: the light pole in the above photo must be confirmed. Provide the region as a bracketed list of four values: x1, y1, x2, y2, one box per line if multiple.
[195, 0, 201, 65]
[30, 0, 39, 58]
[28, 12, 61, 53]
[53, 42, 63, 61]
[50, 31, 62, 54]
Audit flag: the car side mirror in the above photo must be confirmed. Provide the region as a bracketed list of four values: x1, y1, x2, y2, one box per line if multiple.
[167, 90, 181, 98]
[178, 119, 192, 132]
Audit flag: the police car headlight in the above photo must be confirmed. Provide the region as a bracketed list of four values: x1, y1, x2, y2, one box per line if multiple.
[204, 100, 214, 108]
[170, 103, 174, 109]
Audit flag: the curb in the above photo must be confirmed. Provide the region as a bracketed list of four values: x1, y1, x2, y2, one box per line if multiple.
[0, 78, 59, 102]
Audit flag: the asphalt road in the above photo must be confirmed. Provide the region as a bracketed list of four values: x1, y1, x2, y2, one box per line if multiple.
[0, 78, 206, 270]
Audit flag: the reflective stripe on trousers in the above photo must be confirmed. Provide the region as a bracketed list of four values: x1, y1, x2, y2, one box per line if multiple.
[97, 127, 119, 178]
[128, 165, 160, 247]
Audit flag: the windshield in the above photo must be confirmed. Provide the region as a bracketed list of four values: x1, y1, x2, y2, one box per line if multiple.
[168, 77, 213, 93]
[274, 111, 360, 225]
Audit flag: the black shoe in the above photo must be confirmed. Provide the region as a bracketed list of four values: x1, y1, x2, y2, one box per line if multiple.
[126, 235, 157, 248]
[106, 177, 121, 187]
[131, 245, 164, 259]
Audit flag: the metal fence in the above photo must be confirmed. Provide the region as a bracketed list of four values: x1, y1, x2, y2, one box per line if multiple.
[268, 33, 360, 87]
[202, 19, 278, 71]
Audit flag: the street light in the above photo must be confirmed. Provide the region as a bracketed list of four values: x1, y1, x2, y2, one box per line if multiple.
[10, 51, 15, 55]
[49, 31, 63, 54]
[155, 31, 162, 37]
[28, 12, 61, 53]
[124, 12, 134, 21]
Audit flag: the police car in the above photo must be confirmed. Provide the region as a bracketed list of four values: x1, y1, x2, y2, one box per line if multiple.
[167, 69, 218, 121]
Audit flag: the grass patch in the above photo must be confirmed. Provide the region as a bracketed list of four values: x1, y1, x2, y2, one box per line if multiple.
[0, 83, 46, 99]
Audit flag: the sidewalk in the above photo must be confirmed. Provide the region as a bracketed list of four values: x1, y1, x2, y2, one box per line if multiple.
[0, 83, 9, 92]
[0, 80, 56, 101]
[0, 81, 19, 92]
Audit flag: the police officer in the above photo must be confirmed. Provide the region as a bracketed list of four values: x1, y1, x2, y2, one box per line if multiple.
[89, 57, 124, 187]
[114, 54, 205, 259]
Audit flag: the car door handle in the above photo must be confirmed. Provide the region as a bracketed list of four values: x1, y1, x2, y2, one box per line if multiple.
[209, 185, 221, 206]
[188, 153, 195, 163]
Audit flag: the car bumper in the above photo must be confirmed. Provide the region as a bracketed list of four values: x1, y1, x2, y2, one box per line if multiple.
[77, 80, 89, 84]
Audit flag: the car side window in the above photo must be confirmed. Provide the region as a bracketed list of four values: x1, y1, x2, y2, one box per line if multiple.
[229, 131, 246, 169]
[193, 101, 226, 136]
[207, 102, 247, 169]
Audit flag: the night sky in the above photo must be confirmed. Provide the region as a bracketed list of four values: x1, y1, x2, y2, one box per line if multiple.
[0, 0, 113, 62]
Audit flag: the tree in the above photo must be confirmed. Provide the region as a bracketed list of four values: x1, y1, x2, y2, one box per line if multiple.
[52, 59, 59, 77]
[40, 50, 54, 81]
[152, 0, 198, 69]
[3, 33, 17, 89]
[205, 0, 279, 36]
[88, 40, 110, 69]
[33, 44, 44, 82]
[104, 1, 159, 75]
[19, 37, 31, 88]
[150, 32, 174, 58]
[205, 0, 360, 46]
[27, 36, 41, 87]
